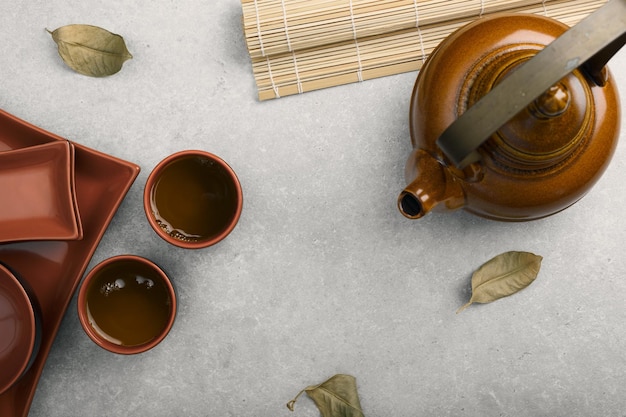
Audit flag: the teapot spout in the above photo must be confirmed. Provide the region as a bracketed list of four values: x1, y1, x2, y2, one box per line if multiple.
[398, 149, 465, 219]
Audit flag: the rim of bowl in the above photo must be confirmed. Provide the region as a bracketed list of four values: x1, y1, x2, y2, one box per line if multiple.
[0, 263, 38, 395]
[143, 150, 243, 249]
[77, 255, 177, 355]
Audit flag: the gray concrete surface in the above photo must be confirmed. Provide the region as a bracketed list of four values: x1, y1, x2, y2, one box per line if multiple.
[1, 1, 625, 416]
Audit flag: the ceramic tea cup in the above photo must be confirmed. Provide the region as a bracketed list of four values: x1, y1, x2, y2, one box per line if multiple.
[143, 150, 243, 249]
[77, 255, 176, 355]
[0, 263, 42, 395]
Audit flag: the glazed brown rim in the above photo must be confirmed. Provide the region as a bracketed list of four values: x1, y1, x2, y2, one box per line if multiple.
[0, 264, 38, 394]
[77, 255, 177, 355]
[143, 150, 243, 249]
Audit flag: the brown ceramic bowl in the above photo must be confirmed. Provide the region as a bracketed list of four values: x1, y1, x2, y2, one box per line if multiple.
[0, 141, 82, 243]
[143, 150, 243, 249]
[0, 263, 42, 395]
[77, 255, 176, 355]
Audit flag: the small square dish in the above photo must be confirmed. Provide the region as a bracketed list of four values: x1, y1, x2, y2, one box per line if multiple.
[0, 141, 83, 243]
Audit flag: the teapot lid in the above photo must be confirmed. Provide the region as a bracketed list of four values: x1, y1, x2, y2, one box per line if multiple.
[461, 52, 593, 172]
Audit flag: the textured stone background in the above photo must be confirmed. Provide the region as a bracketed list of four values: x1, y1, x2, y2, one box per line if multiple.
[1, 1, 625, 416]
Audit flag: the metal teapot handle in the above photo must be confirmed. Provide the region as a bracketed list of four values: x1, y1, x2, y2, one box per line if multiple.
[436, 0, 626, 169]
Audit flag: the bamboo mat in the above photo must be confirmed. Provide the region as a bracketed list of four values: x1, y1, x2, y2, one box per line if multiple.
[241, 0, 608, 100]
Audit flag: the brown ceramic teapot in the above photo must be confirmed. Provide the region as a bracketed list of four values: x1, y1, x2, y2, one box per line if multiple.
[399, 0, 626, 221]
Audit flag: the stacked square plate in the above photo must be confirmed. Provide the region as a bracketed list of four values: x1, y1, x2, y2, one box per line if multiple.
[0, 109, 140, 417]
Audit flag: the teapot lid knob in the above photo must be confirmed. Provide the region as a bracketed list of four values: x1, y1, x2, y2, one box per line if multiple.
[532, 83, 569, 118]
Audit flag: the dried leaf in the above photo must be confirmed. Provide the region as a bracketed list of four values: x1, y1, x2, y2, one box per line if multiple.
[457, 251, 542, 313]
[287, 374, 364, 417]
[47, 24, 132, 77]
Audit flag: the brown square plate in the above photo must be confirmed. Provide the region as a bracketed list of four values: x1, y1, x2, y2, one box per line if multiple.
[0, 109, 140, 417]
[0, 140, 83, 243]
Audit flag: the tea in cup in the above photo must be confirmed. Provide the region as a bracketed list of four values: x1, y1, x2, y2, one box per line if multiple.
[144, 150, 243, 249]
[77, 255, 176, 354]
